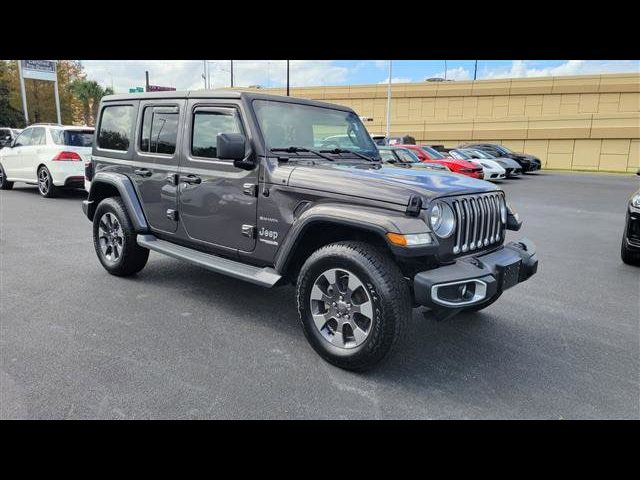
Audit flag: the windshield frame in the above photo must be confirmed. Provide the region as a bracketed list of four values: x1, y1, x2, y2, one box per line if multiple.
[252, 98, 379, 161]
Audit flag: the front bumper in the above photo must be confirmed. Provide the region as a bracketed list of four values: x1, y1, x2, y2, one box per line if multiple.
[413, 238, 538, 310]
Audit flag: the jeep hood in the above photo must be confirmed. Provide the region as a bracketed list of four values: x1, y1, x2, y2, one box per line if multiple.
[287, 162, 499, 207]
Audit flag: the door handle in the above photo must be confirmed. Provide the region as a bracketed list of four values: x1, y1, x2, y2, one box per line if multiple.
[134, 168, 152, 177]
[181, 175, 202, 185]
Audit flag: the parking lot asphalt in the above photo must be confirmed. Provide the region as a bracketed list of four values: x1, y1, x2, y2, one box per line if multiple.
[1, 171, 638, 419]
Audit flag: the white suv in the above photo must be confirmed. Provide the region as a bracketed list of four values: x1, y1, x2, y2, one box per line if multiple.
[0, 124, 94, 197]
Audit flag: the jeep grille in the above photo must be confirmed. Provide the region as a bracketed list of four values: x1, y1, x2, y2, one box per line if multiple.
[450, 192, 505, 255]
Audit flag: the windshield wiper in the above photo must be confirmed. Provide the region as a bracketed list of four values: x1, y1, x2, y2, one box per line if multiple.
[319, 148, 377, 162]
[270, 146, 335, 162]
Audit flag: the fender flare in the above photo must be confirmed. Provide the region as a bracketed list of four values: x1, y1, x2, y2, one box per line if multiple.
[83, 172, 149, 232]
[274, 202, 436, 273]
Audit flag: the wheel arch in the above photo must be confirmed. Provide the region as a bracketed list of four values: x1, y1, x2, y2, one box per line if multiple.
[275, 203, 435, 282]
[85, 172, 149, 232]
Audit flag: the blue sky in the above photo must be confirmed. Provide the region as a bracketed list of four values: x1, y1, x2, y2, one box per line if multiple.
[82, 60, 640, 93]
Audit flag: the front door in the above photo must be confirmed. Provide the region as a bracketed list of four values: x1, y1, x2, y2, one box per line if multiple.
[177, 101, 258, 253]
[131, 101, 185, 234]
[2, 128, 32, 178]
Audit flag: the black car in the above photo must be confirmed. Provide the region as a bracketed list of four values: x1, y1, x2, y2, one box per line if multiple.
[82, 90, 537, 371]
[461, 143, 542, 173]
[0, 128, 22, 149]
[621, 170, 640, 266]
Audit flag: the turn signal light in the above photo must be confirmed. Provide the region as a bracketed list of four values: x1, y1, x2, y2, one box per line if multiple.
[52, 151, 82, 161]
[386, 232, 432, 246]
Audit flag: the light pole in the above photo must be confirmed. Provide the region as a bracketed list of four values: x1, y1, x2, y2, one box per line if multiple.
[286, 60, 290, 96]
[473, 60, 478, 81]
[444, 60, 448, 80]
[202, 60, 207, 89]
[230, 60, 234, 88]
[386, 60, 392, 139]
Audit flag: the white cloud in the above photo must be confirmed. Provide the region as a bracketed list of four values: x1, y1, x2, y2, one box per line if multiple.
[81, 60, 350, 93]
[431, 66, 471, 81]
[484, 60, 640, 79]
[378, 77, 413, 84]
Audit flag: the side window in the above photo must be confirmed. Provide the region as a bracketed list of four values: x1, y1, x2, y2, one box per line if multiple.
[191, 109, 243, 159]
[379, 150, 396, 162]
[31, 127, 46, 145]
[98, 105, 135, 151]
[140, 106, 179, 155]
[14, 129, 33, 147]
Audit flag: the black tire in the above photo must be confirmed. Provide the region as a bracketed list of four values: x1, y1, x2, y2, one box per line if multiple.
[0, 163, 14, 190]
[296, 241, 411, 371]
[93, 196, 149, 276]
[463, 292, 502, 312]
[621, 237, 640, 266]
[37, 166, 58, 198]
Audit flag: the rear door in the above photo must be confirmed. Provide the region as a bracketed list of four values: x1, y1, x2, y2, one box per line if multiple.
[131, 100, 185, 234]
[25, 127, 47, 180]
[177, 100, 258, 253]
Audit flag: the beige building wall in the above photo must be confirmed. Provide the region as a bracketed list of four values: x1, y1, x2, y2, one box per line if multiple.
[254, 73, 640, 173]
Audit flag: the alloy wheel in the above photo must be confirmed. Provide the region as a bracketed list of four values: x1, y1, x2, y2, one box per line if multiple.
[309, 268, 374, 349]
[38, 168, 50, 196]
[97, 212, 124, 263]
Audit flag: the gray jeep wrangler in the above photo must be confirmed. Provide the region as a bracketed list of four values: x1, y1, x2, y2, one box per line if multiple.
[82, 90, 537, 370]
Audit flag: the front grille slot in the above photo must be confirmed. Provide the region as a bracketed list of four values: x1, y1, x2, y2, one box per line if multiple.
[451, 193, 505, 255]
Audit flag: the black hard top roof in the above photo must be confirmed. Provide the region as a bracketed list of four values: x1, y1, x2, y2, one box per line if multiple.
[102, 89, 355, 112]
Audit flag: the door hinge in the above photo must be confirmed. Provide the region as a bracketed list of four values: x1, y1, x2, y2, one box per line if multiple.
[243, 183, 258, 197]
[241, 224, 256, 238]
[166, 209, 179, 221]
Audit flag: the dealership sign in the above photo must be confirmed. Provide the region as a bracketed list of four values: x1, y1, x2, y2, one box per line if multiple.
[21, 60, 58, 82]
[147, 85, 176, 92]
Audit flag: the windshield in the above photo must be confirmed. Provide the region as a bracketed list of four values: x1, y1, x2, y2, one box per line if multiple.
[254, 100, 379, 159]
[420, 145, 445, 159]
[471, 149, 492, 159]
[495, 145, 512, 154]
[395, 149, 420, 163]
[52, 129, 94, 147]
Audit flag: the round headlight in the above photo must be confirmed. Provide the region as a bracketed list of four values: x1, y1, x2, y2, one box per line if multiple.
[429, 201, 456, 238]
[631, 194, 640, 209]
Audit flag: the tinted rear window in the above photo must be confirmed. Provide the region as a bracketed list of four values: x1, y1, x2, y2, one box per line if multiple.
[98, 105, 135, 151]
[52, 129, 94, 147]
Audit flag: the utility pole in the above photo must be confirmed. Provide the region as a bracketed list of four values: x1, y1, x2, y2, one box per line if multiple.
[202, 60, 207, 89]
[17, 60, 29, 126]
[386, 60, 392, 139]
[473, 60, 478, 81]
[230, 60, 234, 88]
[145, 71, 150, 92]
[54, 72, 61, 124]
[286, 60, 290, 96]
[444, 60, 448, 80]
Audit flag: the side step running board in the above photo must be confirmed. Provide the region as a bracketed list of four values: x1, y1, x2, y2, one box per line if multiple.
[136, 234, 282, 288]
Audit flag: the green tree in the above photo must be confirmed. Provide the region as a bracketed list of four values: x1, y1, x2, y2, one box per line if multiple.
[71, 79, 114, 126]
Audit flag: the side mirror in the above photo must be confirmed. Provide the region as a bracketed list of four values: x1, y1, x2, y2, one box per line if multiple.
[636, 169, 639, 176]
[216, 133, 254, 170]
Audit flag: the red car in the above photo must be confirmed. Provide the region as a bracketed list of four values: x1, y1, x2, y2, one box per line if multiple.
[396, 144, 484, 179]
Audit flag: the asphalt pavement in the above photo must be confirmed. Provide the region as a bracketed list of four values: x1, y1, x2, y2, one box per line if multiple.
[0, 171, 638, 419]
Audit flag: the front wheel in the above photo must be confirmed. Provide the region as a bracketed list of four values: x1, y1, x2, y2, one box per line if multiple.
[296, 241, 411, 371]
[93, 197, 149, 276]
[0, 163, 14, 190]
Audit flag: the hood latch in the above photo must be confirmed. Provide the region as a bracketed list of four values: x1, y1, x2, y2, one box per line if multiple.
[405, 195, 423, 217]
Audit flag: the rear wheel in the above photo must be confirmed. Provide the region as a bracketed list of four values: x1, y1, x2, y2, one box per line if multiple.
[296, 241, 411, 371]
[0, 163, 14, 190]
[93, 197, 149, 276]
[37, 166, 58, 198]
